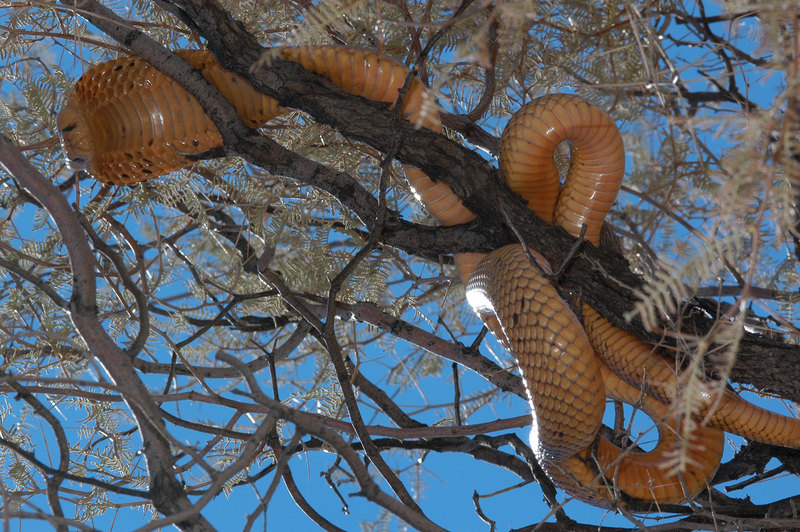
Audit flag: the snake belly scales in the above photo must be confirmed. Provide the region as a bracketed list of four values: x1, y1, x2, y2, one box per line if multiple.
[58, 47, 800, 506]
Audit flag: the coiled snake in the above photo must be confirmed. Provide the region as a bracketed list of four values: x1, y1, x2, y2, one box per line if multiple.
[58, 47, 800, 506]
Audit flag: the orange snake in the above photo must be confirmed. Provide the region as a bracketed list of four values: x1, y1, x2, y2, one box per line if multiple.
[58, 47, 800, 506]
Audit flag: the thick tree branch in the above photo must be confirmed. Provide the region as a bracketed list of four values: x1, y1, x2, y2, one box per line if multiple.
[0, 135, 214, 531]
[59, 0, 800, 426]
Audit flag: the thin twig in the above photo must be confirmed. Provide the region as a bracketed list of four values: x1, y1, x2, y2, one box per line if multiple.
[453, 362, 463, 426]
[215, 352, 448, 532]
[472, 490, 497, 532]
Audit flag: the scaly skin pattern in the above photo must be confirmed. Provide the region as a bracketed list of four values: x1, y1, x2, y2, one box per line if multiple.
[57, 46, 485, 284]
[486, 92, 800, 504]
[583, 304, 800, 447]
[57, 50, 282, 185]
[467, 246, 725, 504]
[58, 46, 800, 507]
[499, 94, 625, 246]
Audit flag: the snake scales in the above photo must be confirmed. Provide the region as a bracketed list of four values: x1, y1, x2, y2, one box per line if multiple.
[58, 46, 800, 506]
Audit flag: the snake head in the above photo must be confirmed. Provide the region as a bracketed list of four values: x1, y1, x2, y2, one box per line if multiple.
[56, 95, 93, 174]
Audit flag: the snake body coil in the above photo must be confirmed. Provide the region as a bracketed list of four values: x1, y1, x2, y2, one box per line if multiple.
[58, 46, 800, 507]
[58, 50, 282, 185]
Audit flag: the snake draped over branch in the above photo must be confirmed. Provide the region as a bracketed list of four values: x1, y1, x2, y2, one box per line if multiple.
[58, 46, 800, 507]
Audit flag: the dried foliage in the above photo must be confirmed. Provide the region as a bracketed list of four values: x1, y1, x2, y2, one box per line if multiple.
[1, 0, 800, 530]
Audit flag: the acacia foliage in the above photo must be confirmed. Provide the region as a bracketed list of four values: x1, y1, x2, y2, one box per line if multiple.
[1, 0, 800, 530]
